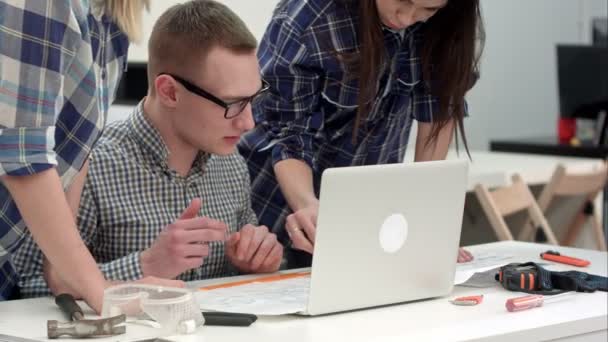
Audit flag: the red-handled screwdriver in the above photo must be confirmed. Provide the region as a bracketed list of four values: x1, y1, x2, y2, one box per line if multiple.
[505, 292, 575, 312]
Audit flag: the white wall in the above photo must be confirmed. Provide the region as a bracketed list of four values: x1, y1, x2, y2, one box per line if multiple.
[125, 0, 608, 150]
[465, 0, 607, 150]
[127, 1, 279, 62]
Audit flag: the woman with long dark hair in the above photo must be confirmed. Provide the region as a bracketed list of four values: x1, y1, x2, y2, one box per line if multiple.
[239, 0, 484, 267]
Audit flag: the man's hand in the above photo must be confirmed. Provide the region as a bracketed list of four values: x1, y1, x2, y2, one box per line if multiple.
[457, 248, 474, 263]
[284, 201, 318, 254]
[140, 198, 226, 279]
[226, 224, 283, 273]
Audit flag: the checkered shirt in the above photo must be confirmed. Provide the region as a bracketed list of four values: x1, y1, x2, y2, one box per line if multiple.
[13, 102, 257, 297]
[0, 0, 129, 299]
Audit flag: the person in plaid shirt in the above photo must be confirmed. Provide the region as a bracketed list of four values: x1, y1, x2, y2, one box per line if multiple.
[239, 0, 485, 267]
[0, 0, 180, 309]
[14, 0, 283, 298]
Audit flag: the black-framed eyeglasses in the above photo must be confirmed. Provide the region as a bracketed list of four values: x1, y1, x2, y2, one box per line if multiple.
[160, 73, 270, 119]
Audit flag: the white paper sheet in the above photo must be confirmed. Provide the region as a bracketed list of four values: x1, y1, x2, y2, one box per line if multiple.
[196, 253, 514, 315]
[453, 252, 513, 285]
[196, 276, 310, 315]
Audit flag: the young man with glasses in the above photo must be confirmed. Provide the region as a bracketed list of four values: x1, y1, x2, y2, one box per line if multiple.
[14, 0, 283, 297]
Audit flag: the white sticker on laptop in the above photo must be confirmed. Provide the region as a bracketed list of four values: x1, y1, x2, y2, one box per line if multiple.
[379, 213, 408, 253]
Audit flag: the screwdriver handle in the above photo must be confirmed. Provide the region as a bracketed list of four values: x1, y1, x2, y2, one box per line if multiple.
[506, 294, 544, 312]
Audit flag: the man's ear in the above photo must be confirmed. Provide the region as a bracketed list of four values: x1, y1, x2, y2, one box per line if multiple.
[155, 74, 178, 108]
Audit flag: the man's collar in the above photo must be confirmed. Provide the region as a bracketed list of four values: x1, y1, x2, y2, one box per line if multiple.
[127, 100, 210, 173]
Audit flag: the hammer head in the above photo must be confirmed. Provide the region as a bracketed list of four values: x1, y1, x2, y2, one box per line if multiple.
[47, 314, 126, 339]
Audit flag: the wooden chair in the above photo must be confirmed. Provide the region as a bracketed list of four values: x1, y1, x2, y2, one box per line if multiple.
[474, 174, 559, 244]
[518, 164, 608, 251]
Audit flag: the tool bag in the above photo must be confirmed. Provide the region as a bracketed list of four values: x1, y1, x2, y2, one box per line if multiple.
[496, 262, 608, 295]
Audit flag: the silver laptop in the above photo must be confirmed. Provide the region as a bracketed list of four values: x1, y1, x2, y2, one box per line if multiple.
[196, 160, 468, 315]
[301, 159, 468, 315]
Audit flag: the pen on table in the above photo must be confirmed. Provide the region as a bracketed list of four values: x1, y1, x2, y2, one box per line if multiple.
[199, 271, 311, 291]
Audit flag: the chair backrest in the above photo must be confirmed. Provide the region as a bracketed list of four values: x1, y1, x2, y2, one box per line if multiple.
[475, 174, 559, 244]
[535, 163, 608, 251]
[537, 163, 608, 211]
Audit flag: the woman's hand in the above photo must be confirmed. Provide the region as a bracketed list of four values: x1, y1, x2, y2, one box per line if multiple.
[457, 248, 474, 263]
[285, 200, 319, 254]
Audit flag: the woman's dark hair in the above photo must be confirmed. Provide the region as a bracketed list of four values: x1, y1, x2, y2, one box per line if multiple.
[344, 0, 484, 152]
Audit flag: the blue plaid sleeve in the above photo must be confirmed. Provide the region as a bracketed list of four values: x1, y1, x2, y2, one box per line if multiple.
[0, 1, 84, 177]
[256, 19, 326, 171]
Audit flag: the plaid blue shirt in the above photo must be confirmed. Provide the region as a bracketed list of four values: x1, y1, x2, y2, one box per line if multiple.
[239, 0, 445, 248]
[0, 1, 129, 299]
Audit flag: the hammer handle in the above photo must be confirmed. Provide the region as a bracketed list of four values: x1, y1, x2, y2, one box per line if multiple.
[55, 294, 84, 321]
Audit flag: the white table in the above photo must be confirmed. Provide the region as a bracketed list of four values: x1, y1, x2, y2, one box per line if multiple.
[0, 241, 605, 341]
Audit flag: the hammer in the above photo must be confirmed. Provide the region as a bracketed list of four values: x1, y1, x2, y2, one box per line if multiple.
[47, 293, 126, 339]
